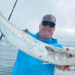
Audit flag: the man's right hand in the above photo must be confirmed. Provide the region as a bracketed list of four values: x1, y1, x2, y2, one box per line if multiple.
[57, 48, 71, 71]
[58, 65, 70, 71]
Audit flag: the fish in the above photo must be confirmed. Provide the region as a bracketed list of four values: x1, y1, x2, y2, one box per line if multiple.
[0, 12, 75, 66]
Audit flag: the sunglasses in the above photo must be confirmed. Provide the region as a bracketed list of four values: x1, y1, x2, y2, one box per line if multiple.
[42, 21, 55, 28]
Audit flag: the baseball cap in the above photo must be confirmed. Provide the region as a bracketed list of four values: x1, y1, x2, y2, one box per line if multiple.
[42, 14, 56, 24]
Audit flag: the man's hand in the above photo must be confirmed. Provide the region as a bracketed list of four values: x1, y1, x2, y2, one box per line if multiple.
[57, 48, 70, 71]
[58, 65, 70, 71]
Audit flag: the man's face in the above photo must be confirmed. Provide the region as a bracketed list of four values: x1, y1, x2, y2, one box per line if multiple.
[39, 23, 55, 40]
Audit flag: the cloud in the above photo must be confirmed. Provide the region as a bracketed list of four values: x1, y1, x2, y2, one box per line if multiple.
[55, 0, 75, 28]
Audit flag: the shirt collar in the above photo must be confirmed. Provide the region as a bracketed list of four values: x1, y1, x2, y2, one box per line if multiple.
[35, 33, 53, 43]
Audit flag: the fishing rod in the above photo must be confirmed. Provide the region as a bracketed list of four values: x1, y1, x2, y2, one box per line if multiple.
[0, 0, 18, 39]
[8, 0, 18, 21]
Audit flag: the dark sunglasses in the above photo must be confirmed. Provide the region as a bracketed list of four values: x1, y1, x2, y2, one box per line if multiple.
[42, 21, 55, 28]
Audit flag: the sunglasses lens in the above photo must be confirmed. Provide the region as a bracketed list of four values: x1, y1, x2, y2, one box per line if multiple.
[42, 21, 55, 27]
[42, 21, 48, 26]
[49, 23, 55, 28]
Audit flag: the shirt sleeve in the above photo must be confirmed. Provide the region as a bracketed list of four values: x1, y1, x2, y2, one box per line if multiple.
[29, 32, 36, 38]
[52, 39, 64, 49]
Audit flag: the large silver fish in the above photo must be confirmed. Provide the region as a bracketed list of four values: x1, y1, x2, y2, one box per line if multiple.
[0, 12, 75, 66]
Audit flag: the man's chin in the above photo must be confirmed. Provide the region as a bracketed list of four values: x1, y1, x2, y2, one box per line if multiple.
[42, 35, 51, 39]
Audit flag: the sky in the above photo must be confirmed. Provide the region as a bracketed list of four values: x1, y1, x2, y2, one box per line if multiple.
[0, 0, 75, 47]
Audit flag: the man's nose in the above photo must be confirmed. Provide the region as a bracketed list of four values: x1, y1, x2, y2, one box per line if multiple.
[45, 25, 50, 28]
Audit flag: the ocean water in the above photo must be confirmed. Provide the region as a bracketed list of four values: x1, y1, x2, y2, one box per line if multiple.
[0, 42, 18, 75]
[0, 41, 75, 75]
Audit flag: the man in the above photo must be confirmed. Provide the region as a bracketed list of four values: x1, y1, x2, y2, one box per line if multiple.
[0, 14, 70, 75]
[11, 14, 71, 75]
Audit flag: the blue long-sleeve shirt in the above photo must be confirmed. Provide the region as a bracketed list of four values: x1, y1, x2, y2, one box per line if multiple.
[12, 32, 63, 75]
